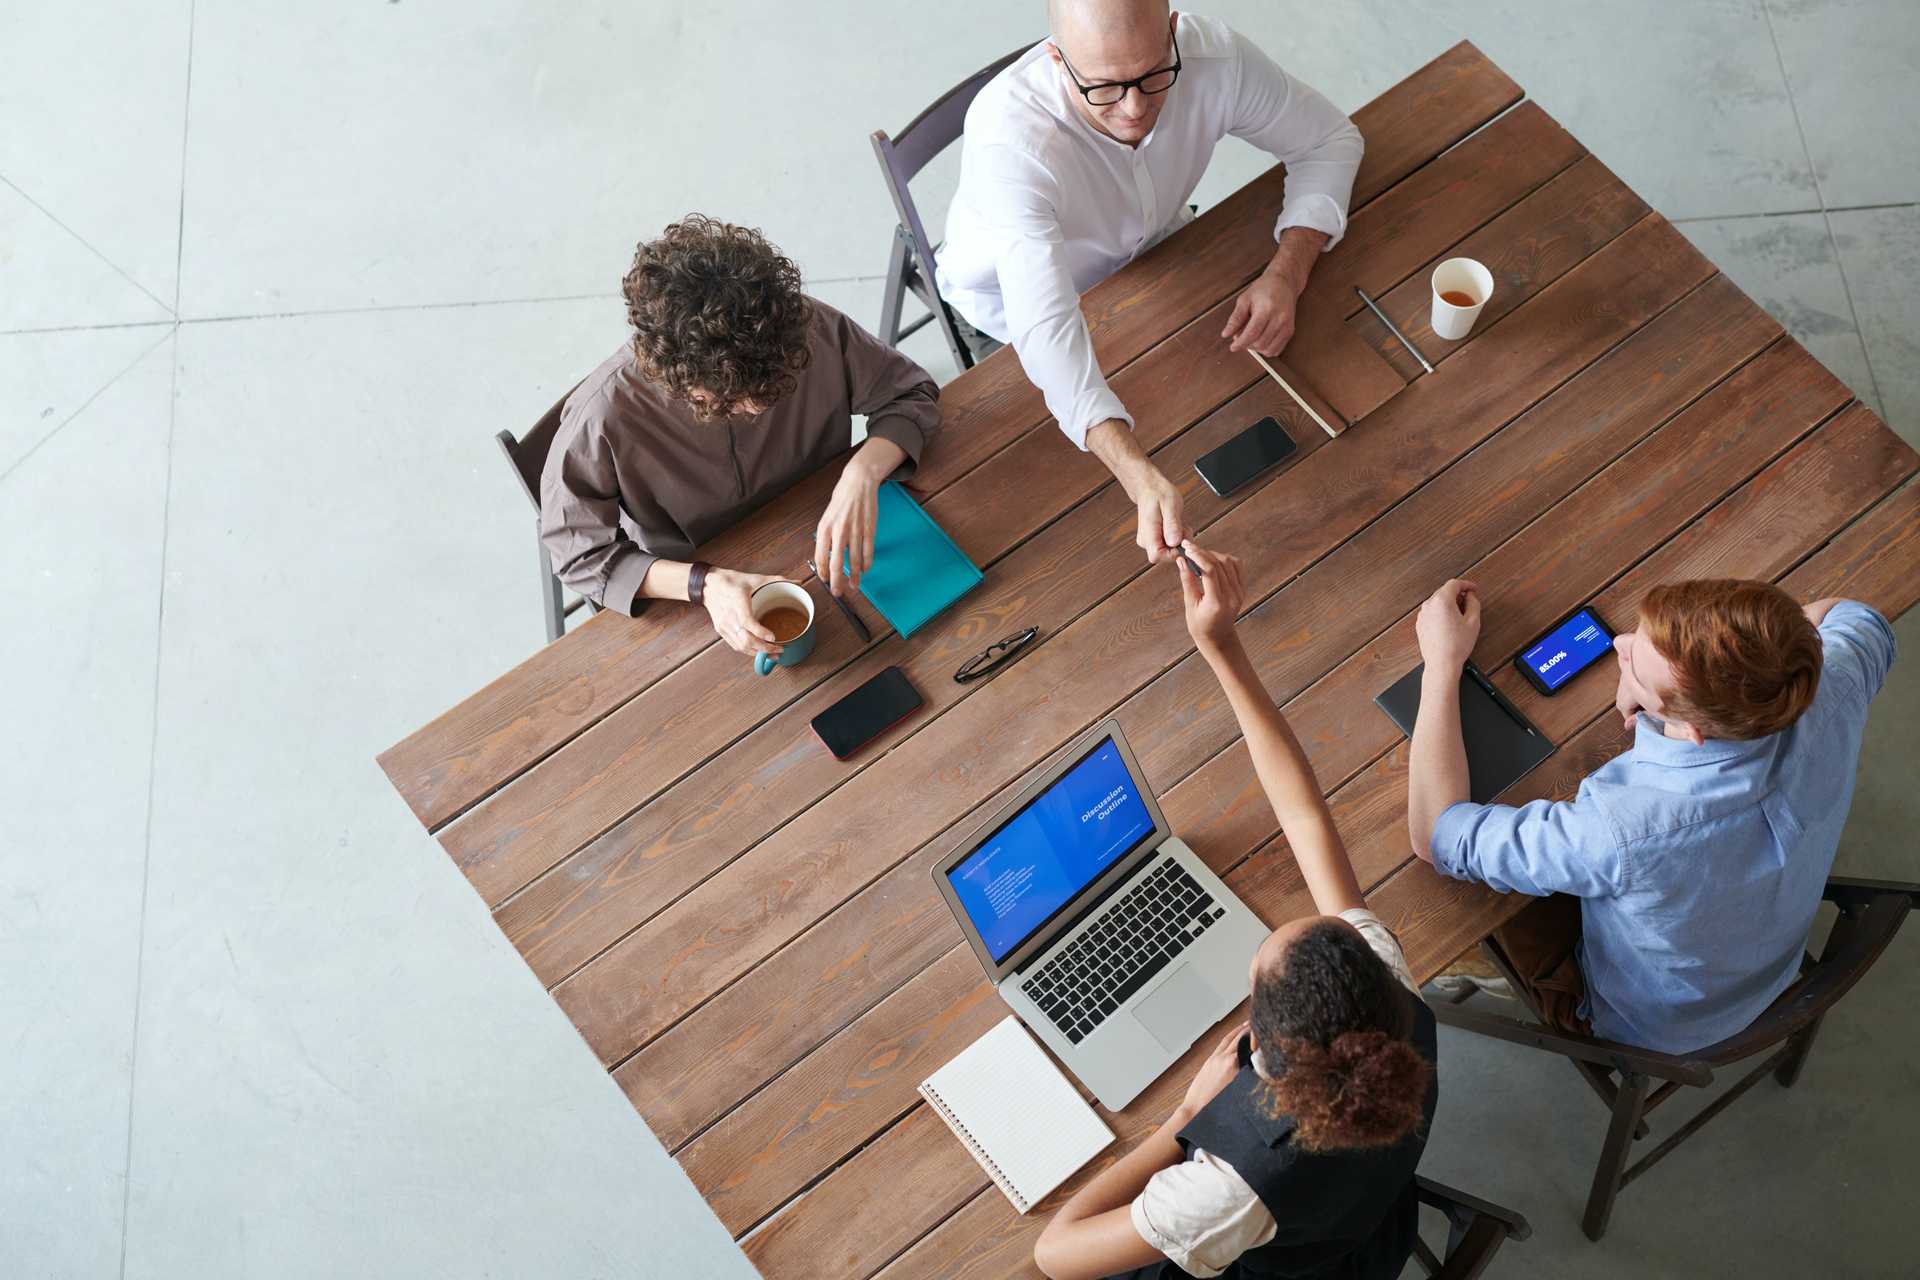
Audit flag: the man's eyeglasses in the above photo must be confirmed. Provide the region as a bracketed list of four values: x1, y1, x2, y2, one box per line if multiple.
[955, 627, 1041, 684]
[1056, 28, 1181, 107]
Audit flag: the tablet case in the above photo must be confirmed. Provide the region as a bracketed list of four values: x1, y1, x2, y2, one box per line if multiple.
[853, 480, 984, 638]
[1374, 662, 1553, 804]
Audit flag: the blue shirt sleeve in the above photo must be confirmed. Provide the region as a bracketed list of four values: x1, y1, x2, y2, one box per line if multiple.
[1817, 600, 1896, 708]
[1430, 785, 1630, 899]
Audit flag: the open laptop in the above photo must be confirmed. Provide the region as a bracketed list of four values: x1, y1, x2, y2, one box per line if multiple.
[932, 719, 1269, 1110]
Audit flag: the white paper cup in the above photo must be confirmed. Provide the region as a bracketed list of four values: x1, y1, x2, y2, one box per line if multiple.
[1430, 257, 1495, 341]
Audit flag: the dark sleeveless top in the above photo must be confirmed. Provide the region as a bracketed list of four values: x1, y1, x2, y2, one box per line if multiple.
[1171, 998, 1439, 1280]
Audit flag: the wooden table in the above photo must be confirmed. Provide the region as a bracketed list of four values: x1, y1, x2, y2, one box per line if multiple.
[379, 43, 1920, 1278]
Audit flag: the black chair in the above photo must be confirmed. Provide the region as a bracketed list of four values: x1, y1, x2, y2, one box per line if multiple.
[1433, 875, 1920, 1241]
[870, 44, 1030, 372]
[496, 385, 598, 645]
[1409, 1176, 1531, 1279]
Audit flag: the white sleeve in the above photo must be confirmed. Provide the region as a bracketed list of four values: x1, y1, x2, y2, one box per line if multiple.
[976, 144, 1131, 449]
[1227, 31, 1364, 249]
[1341, 908, 1419, 994]
[1129, 1148, 1277, 1278]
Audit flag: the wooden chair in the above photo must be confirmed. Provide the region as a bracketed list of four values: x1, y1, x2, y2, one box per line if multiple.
[1432, 875, 1920, 1241]
[495, 386, 598, 645]
[1410, 1176, 1532, 1279]
[870, 44, 1029, 372]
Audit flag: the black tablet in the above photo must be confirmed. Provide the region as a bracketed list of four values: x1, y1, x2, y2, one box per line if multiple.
[1374, 662, 1553, 805]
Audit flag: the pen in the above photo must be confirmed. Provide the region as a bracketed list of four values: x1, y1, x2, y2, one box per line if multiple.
[1354, 285, 1435, 375]
[806, 558, 873, 643]
[1465, 661, 1541, 738]
[1176, 547, 1205, 578]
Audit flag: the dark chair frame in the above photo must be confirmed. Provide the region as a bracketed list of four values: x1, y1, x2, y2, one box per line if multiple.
[870, 44, 1030, 372]
[1409, 1175, 1531, 1280]
[1433, 875, 1919, 1241]
[496, 384, 598, 645]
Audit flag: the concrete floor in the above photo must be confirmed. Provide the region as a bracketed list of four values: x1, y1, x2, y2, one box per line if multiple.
[2, 2, 1914, 1277]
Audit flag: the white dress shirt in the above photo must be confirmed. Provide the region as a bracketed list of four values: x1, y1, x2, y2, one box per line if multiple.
[1127, 909, 1419, 1278]
[936, 13, 1363, 449]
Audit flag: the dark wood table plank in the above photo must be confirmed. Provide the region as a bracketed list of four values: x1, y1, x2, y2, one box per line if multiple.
[377, 41, 1520, 835]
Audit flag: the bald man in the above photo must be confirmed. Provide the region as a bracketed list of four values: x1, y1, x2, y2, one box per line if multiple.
[937, 3, 1362, 568]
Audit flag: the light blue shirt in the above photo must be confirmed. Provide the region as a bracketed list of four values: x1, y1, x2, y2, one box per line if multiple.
[1431, 602, 1897, 1054]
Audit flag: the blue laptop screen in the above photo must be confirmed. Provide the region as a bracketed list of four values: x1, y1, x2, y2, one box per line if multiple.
[947, 736, 1157, 963]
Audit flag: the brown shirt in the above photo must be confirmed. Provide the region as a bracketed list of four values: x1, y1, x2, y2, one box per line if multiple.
[539, 299, 941, 615]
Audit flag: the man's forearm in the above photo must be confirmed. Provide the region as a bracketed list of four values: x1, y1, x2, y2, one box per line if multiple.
[848, 433, 908, 481]
[1264, 227, 1328, 297]
[637, 557, 693, 602]
[1408, 667, 1471, 861]
[1085, 417, 1152, 491]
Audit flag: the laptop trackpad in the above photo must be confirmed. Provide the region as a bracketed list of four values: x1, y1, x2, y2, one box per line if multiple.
[1134, 965, 1223, 1053]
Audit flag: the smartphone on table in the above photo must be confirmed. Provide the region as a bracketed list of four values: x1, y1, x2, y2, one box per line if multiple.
[812, 666, 924, 759]
[1516, 604, 1616, 696]
[1194, 416, 1298, 498]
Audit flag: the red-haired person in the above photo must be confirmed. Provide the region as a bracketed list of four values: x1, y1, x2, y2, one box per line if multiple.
[1034, 546, 1435, 1280]
[1408, 578, 1896, 1053]
[540, 216, 941, 657]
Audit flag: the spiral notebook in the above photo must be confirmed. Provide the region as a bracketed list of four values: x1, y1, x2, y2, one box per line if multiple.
[919, 1017, 1114, 1214]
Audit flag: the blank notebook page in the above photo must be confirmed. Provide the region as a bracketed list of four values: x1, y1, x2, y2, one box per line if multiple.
[919, 1016, 1114, 1213]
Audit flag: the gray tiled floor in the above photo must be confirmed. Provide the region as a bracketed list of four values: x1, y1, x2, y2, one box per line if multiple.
[2, 3, 1915, 1278]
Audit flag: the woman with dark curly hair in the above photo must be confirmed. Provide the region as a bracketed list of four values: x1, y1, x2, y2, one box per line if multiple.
[1034, 546, 1436, 1280]
[539, 215, 942, 655]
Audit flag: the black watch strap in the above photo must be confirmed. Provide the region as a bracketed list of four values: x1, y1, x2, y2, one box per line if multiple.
[686, 561, 713, 606]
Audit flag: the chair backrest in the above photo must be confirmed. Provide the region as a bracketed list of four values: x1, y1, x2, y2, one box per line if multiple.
[1695, 889, 1911, 1067]
[870, 44, 1032, 344]
[496, 387, 577, 513]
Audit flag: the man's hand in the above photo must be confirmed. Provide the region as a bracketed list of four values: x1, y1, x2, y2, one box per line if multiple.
[1222, 271, 1300, 357]
[1085, 419, 1187, 564]
[814, 439, 904, 596]
[1416, 578, 1482, 672]
[1803, 597, 1844, 628]
[1178, 542, 1245, 662]
[702, 568, 784, 657]
[1176, 1022, 1249, 1124]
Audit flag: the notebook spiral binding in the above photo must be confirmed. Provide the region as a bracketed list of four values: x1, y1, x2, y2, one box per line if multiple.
[919, 1082, 1028, 1212]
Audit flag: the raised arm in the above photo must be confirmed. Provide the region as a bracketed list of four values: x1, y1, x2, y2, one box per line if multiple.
[1178, 542, 1364, 915]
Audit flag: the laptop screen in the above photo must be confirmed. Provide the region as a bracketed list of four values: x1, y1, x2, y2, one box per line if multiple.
[945, 735, 1158, 962]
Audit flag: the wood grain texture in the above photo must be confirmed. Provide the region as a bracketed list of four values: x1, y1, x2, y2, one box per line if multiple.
[377, 41, 1522, 833]
[549, 216, 1713, 1076]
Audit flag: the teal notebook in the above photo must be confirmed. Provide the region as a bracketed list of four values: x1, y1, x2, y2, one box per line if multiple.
[852, 480, 984, 638]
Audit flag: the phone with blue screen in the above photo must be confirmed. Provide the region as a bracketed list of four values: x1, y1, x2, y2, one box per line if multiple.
[1516, 604, 1616, 696]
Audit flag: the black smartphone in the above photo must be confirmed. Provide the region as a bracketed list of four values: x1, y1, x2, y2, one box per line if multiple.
[1515, 604, 1616, 696]
[812, 666, 924, 759]
[1194, 416, 1298, 498]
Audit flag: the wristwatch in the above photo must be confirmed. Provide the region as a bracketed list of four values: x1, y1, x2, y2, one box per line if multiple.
[685, 561, 713, 606]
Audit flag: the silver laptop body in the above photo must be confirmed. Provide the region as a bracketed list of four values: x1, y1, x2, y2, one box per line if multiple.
[932, 719, 1270, 1110]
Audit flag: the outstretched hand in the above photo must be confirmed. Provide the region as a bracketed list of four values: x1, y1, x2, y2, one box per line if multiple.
[1178, 541, 1246, 661]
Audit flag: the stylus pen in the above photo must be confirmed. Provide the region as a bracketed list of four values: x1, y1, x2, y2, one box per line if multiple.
[1354, 285, 1435, 375]
[1248, 350, 1339, 439]
[1175, 547, 1205, 578]
[1466, 662, 1542, 738]
[805, 558, 873, 643]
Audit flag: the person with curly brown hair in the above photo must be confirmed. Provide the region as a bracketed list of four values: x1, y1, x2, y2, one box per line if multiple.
[539, 215, 941, 656]
[1408, 577, 1896, 1054]
[1033, 546, 1436, 1280]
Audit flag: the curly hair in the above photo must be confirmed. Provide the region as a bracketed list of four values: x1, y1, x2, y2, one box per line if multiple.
[1251, 920, 1431, 1153]
[623, 215, 813, 420]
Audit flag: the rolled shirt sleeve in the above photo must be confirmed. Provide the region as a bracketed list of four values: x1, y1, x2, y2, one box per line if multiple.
[1227, 30, 1363, 250]
[1129, 1148, 1277, 1278]
[1430, 785, 1631, 900]
[981, 144, 1132, 450]
[1816, 600, 1897, 709]
[828, 303, 943, 475]
[538, 421, 655, 617]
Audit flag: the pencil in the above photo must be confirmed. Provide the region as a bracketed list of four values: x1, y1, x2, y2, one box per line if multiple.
[1247, 350, 1338, 439]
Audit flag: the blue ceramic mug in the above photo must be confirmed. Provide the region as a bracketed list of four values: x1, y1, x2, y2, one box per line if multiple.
[751, 580, 817, 676]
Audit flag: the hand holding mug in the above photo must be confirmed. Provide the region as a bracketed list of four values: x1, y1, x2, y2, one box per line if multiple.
[703, 569, 784, 658]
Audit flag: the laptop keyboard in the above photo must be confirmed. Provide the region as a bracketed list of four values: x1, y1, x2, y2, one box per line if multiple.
[1024, 858, 1227, 1044]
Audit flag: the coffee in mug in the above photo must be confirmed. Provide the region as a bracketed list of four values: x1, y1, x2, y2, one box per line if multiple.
[760, 606, 810, 643]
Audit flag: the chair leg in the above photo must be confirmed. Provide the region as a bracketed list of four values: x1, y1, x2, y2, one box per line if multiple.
[1480, 937, 1649, 1138]
[1773, 1013, 1824, 1088]
[1583, 1070, 1651, 1241]
[538, 541, 564, 645]
[878, 231, 911, 349]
